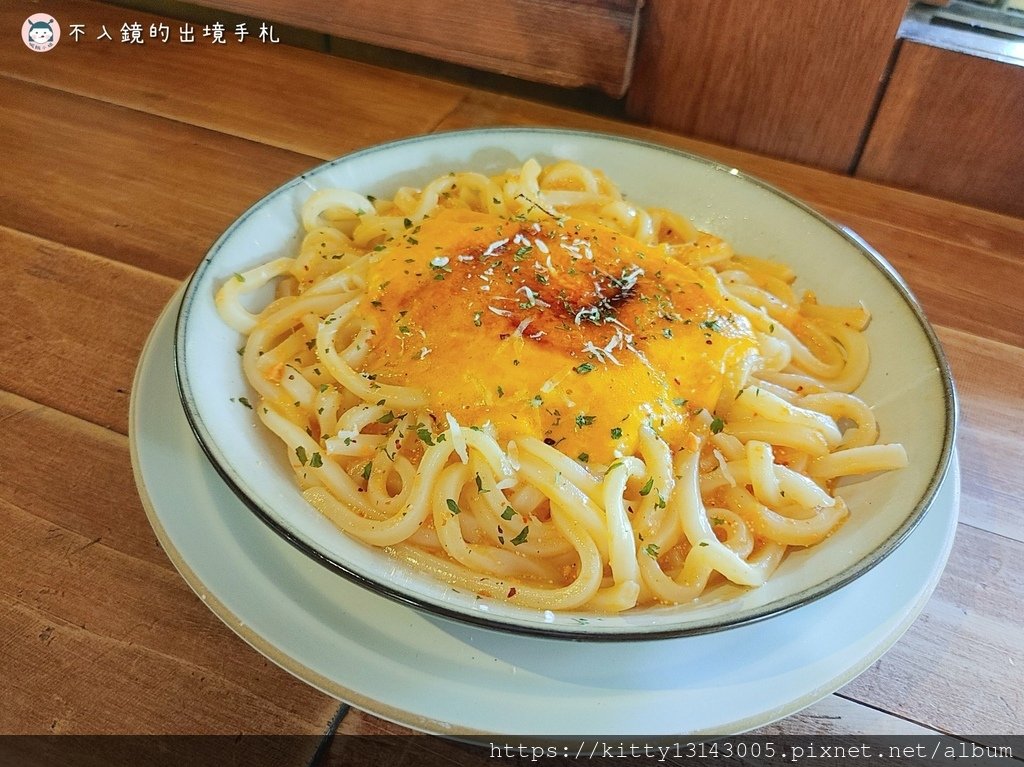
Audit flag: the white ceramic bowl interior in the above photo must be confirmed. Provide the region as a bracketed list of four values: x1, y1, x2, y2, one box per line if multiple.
[175, 128, 956, 640]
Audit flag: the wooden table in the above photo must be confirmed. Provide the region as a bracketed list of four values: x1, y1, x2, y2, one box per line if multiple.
[2, 0, 1021, 758]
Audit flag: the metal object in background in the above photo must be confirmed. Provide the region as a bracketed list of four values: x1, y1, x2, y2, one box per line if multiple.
[902, 0, 1024, 65]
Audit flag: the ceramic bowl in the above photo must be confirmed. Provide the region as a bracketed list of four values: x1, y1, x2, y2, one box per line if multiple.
[174, 128, 956, 640]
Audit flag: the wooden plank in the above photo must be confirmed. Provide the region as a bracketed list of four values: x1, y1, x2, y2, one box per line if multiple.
[793, 191, 1024, 270]
[841, 523, 1024, 735]
[0, 226, 178, 434]
[625, 0, 905, 172]
[936, 327, 1024, 543]
[821, 212, 1024, 350]
[0, 392, 166, 566]
[0, 406, 339, 734]
[0, 589, 333, 734]
[0, 0, 470, 159]
[858, 41, 1024, 218]
[190, 0, 641, 96]
[0, 76, 314, 279]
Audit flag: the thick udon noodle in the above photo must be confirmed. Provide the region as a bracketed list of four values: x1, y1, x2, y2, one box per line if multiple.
[216, 159, 907, 612]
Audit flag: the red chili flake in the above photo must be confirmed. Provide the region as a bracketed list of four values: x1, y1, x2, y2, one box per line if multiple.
[507, 587, 517, 598]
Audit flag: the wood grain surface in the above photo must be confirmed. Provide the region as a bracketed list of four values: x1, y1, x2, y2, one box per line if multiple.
[1, 0, 1021, 752]
[858, 41, 1024, 218]
[188, 0, 642, 95]
[625, 0, 907, 172]
[0, 393, 339, 735]
[0, 0, 469, 158]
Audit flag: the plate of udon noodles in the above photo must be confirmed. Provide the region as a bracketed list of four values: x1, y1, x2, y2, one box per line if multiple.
[175, 128, 956, 640]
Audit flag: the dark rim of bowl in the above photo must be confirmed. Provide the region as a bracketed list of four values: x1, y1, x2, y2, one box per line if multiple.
[173, 126, 958, 642]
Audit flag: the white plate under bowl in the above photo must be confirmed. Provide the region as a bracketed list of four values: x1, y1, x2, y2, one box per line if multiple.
[174, 128, 957, 639]
[135, 291, 961, 735]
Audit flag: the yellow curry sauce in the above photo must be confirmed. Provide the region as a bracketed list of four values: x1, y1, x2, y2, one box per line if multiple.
[362, 208, 756, 464]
